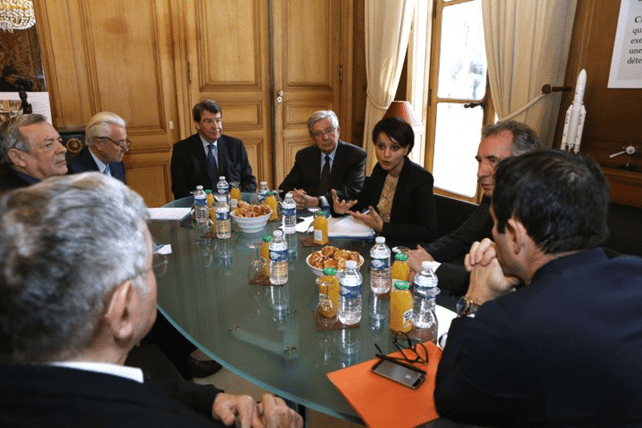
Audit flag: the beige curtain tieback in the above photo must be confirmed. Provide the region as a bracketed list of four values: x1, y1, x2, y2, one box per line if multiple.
[499, 92, 548, 121]
[366, 91, 389, 111]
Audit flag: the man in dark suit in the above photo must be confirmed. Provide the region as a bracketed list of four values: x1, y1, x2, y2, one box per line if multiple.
[279, 110, 366, 210]
[407, 121, 541, 296]
[0, 114, 68, 192]
[0, 172, 302, 428]
[67, 111, 128, 183]
[434, 150, 642, 427]
[171, 100, 257, 199]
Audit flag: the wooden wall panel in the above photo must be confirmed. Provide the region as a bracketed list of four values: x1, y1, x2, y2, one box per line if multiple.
[556, 0, 642, 208]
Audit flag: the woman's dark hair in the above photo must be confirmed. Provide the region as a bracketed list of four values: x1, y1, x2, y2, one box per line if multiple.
[372, 117, 414, 153]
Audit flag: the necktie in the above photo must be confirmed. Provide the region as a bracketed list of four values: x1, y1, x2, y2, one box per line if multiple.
[103, 164, 111, 176]
[318, 154, 331, 195]
[207, 143, 219, 186]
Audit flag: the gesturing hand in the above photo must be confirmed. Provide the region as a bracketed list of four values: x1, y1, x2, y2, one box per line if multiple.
[331, 189, 357, 214]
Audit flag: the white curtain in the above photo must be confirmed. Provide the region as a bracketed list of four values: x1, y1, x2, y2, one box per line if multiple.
[482, 0, 578, 147]
[363, 0, 416, 173]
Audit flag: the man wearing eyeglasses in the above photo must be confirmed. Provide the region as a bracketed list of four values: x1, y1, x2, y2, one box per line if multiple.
[279, 110, 366, 210]
[0, 172, 303, 428]
[0, 114, 68, 191]
[67, 111, 128, 183]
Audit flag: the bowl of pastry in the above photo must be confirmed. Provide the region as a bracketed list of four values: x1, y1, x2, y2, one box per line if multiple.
[230, 202, 272, 233]
[306, 245, 364, 276]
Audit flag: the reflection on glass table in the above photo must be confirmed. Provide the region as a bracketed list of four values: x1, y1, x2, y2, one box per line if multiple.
[152, 195, 457, 424]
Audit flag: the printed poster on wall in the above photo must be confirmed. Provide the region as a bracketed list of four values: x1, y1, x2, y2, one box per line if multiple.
[608, 0, 642, 88]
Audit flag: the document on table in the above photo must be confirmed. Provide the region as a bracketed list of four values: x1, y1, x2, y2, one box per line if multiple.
[328, 216, 374, 239]
[148, 207, 192, 221]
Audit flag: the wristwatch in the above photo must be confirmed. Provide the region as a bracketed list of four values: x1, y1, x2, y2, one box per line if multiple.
[456, 296, 479, 317]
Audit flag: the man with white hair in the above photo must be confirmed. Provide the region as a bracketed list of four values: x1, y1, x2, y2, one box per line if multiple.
[0, 114, 68, 191]
[67, 111, 128, 182]
[0, 172, 302, 428]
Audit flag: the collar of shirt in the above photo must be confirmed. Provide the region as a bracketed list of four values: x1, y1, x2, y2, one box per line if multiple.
[88, 148, 110, 174]
[12, 169, 39, 184]
[321, 144, 339, 169]
[200, 135, 218, 159]
[50, 361, 144, 383]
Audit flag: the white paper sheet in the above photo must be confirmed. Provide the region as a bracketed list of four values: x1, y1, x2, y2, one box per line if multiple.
[148, 207, 191, 221]
[328, 216, 374, 239]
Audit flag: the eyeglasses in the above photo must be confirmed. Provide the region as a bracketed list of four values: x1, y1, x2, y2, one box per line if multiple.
[374, 331, 429, 364]
[97, 136, 131, 151]
[311, 127, 337, 139]
[152, 252, 168, 277]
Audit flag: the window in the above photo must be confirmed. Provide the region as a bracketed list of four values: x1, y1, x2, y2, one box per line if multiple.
[425, 0, 492, 202]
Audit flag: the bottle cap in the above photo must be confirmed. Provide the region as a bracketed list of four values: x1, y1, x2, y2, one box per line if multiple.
[393, 280, 409, 290]
[219, 176, 225, 180]
[205, 189, 212, 194]
[260, 181, 267, 185]
[263, 235, 273, 242]
[316, 210, 325, 216]
[286, 192, 292, 198]
[346, 260, 357, 269]
[395, 253, 408, 261]
[375, 236, 386, 244]
[273, 229, 283, 237]
[196, 185, 203, 190]
[421, 261, 435, 272]
[322, 267, 337, 275]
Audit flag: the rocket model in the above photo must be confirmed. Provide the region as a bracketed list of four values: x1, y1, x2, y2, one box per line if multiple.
[561, 69, 587, 154]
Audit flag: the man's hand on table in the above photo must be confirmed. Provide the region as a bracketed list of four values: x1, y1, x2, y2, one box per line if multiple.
[291, 189, 317, 210]
[212, 393, 303, 428]
[463, 238, 519, 305]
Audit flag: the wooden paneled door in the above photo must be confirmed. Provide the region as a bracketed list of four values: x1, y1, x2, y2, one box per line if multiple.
[180, 0, 352, 189]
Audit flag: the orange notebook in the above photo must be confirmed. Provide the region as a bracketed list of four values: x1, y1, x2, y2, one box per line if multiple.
[326, 341, 442, 428]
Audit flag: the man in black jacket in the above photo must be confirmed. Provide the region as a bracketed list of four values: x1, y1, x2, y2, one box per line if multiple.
[171, 99, 257, 199]
[407, 121, 541, 295]
[0, 173, 302, 428]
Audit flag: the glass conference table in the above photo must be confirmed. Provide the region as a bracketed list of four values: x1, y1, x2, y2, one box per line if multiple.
[150, 196, 458, 424]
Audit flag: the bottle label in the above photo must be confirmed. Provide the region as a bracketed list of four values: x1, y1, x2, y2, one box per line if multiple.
[270, 249, 288, 263]
[314, 229, 323, 241]
[283, 206, 296, 217]
[371, 257, 389, 270]
[194, 196, 207, 206]
[216, 211, 229, 221]
[218, 186, 229, 195]
[258, 193, 266, 203]
[414, 285, 438, 298]
[230, 199, 238, 209]
[403, 309, 413, 324]
[340, 283, 362, 298]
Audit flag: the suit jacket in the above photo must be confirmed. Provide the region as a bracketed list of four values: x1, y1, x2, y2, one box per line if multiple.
[171, 134, 257, 199]
[67, 146, 126, 183]
[278, 140, 366, 203]
[435, 248, 642, 427]
[344, 157, 437, 247]
[0, 165, 32, 192]
[424, 196, 493, 296]
[0, 364, 225, 427]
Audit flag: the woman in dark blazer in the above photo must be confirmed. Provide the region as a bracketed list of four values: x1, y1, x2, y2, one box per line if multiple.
[332, 116, 437, 247]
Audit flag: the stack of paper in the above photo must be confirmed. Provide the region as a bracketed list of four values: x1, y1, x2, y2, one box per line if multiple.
[328, 216, 374, 239]
[148, 207, 191, 221]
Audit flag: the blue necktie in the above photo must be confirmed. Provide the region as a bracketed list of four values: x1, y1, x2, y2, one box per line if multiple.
[318, 154, 331, 195]
[207, 143, 218, 186]
[103, 164, 111, 176]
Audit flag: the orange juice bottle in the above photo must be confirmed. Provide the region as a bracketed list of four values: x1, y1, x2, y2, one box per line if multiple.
[206, 189, 215, 208]
[390, 280, 413, 333]
[229, 183, 241, 209]
[318, 267, 340, 315]
[391, 252, 409, 283]
[313, 211, 328, 245]
[265, 191, 278, 221]
[260, 235, 272, 276]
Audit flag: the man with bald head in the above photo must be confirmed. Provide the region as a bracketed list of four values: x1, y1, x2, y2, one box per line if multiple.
[0, 114, 67, 191]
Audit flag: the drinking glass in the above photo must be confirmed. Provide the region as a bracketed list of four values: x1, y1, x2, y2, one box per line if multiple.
[247, 241, 267, 284]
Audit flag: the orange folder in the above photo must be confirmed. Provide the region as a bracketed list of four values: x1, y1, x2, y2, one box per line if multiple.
[326, 341, 442, 428]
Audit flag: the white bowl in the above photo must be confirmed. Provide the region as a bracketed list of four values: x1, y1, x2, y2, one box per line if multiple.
[230, 210, 271, 233]
[305, 253, 364, 276]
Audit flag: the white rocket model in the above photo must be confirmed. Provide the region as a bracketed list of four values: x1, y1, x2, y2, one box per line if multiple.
[561, 69, 587, 154]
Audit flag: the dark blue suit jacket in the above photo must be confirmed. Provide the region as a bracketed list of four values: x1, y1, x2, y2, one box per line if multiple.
[67, 146, 126, 183]
[171, 133, 257, 199]
[0, 365, 224, 427]
[435, 248, 642, 427]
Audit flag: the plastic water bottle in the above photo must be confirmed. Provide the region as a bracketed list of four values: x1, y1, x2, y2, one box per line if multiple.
[216, 176, 230, 204]
[215, 194, 231, 239]
[413, 261, 440, 343]
[282, 192, 297, 234]
[269, 229, 288, 285]
[338, 260, 362, 325]
[369, 236, 391, 294]
[257, 181, 269, 203]
[193, 185, 208, 224]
